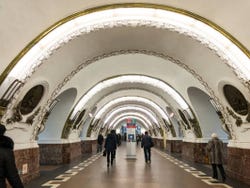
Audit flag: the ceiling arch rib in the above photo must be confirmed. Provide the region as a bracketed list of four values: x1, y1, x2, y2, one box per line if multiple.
[104, 106, 158, 126]
[109, 114, 151, 130]
[112, 117, 146, 130]
[90, 112, 153, 138]
[71, 75, 190, 121]
[80, 87, 175, 130]
[63, 75, 195, 140]
[102, 107, 165, 136]
[1, 4, 248, 87]
[98, 111, 153, 129]
[76, 88, 171, 136]
[100, 103, 167, 131]
[93, 96, 170, 125]
[93, 88, 171, 113]
[61, 74, 191, 140]
[1, 4, 248, 144]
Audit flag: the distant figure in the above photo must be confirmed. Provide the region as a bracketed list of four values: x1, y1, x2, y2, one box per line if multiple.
[97, 134, 104, 153]
[124, 133, 127, 141]
[111, 130, 118, 159]
[104, 131, 117, 167]
[136, 134, 141, 146]
[206, 133, 226, 182]
[141, 131, 153, 163]
[117, 133, 122, 146]
[0, 124, 24, 188]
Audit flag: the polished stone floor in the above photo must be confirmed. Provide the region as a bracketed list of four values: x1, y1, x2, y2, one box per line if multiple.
[25, 143, 249, 188]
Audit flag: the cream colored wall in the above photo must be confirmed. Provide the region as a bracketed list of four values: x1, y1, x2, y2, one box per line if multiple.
[0, 0, 249, 73]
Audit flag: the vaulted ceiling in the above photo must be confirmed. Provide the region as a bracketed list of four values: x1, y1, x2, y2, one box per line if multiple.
[0, 2, 249, 149]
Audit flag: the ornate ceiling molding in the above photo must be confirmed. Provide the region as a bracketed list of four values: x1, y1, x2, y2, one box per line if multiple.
[1, 4, 248, 141]
[1, 3, 248, 83]
[1, 5, 249, 117]
[23, 49, 233, 140]
[1, 49, 236, 140]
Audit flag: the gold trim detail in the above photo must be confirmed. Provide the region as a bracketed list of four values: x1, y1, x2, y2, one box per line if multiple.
[1, 3, 249, 85]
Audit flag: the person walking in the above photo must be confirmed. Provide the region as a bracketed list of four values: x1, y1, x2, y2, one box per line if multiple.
[141, 131, 154, 164]
[136, 134, 141, 146]
[97, 134, 104, 153]
[104, 131, 117, 167]
[0, 124, 24, 188]
[206, 133, 226, 182]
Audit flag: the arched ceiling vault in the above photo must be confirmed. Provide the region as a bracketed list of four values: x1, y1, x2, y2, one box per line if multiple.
[0, 4, 249, 145]
[86, 105, 174, 138]
[92, 96, 170, 125]
[76, 88, 177, 130]
[109, 114, 151, 130]
[104, 106, 160, 126]
[89, 113, 153, 138]
[111, 116, 148, 130]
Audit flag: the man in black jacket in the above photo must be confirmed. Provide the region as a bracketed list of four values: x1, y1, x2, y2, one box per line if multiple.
[0, 124, 24, 188]
[104, 131, 117, 167]
[141, 131, 153, 163]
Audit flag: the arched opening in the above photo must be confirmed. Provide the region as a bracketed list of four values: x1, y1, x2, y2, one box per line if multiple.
[38, 88, 77, 142]
[187, 87, 228, 140]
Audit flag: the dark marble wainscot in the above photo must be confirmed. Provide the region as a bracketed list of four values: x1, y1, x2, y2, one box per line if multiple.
[227, 147, 250, 185]
[15, 147, 40, 184]
[81, 139, 97, 155]
[152, 138, 164, 149]
[166, 139, 182, 153]
[182, 142, 209, 164]
[39, 141, 82, 165]
[181, 141, 228, 164]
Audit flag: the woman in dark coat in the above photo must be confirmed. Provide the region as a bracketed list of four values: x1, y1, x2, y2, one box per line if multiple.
[0, 124, 24, 188]
[104, 132, 117, 167]
[206, 133, 226, 182]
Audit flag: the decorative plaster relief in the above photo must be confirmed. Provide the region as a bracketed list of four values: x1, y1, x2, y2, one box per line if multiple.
[3, 15, 249, 122]
[26, 50, 234, 140]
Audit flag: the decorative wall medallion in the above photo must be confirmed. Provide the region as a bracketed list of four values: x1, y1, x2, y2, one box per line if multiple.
[188, 118, 202, 138]
[246, 103, 250, 122]
[223, 84, 248, 116]
[178, 110, 190, 128]
[73, 110, 86, 129]
[19, 85, 44, 115]
[6, 105, 22, 123]
[163, 118, 176, 137]
[226, 107, 243, 127]
[178, 109, 202, 138]
[26, 107, 40, 124]
[61, 109, 86, 138]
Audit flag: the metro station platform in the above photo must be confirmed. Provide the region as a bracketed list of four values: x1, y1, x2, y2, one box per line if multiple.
[25, 143, 250, 188]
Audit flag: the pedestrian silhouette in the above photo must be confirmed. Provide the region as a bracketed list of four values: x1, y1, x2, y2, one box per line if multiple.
[141, 131, 154, 163]
[97, 134, 104, 153]
[104, 131, 117, 167]
[0, 124, 24, 188]
[206, 133, 226, 182]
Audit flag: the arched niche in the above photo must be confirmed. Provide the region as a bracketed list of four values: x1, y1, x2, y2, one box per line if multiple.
[187, 87, 228, 139]
[38, 88, 77, 142]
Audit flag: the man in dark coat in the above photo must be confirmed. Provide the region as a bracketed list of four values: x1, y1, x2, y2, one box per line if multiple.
[97, 134, 104, 153]
[141, 131, 153, 163]
[104, 131, 117, 167]
[0, 124, 24, 188]
[206, 133, 226, 182]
